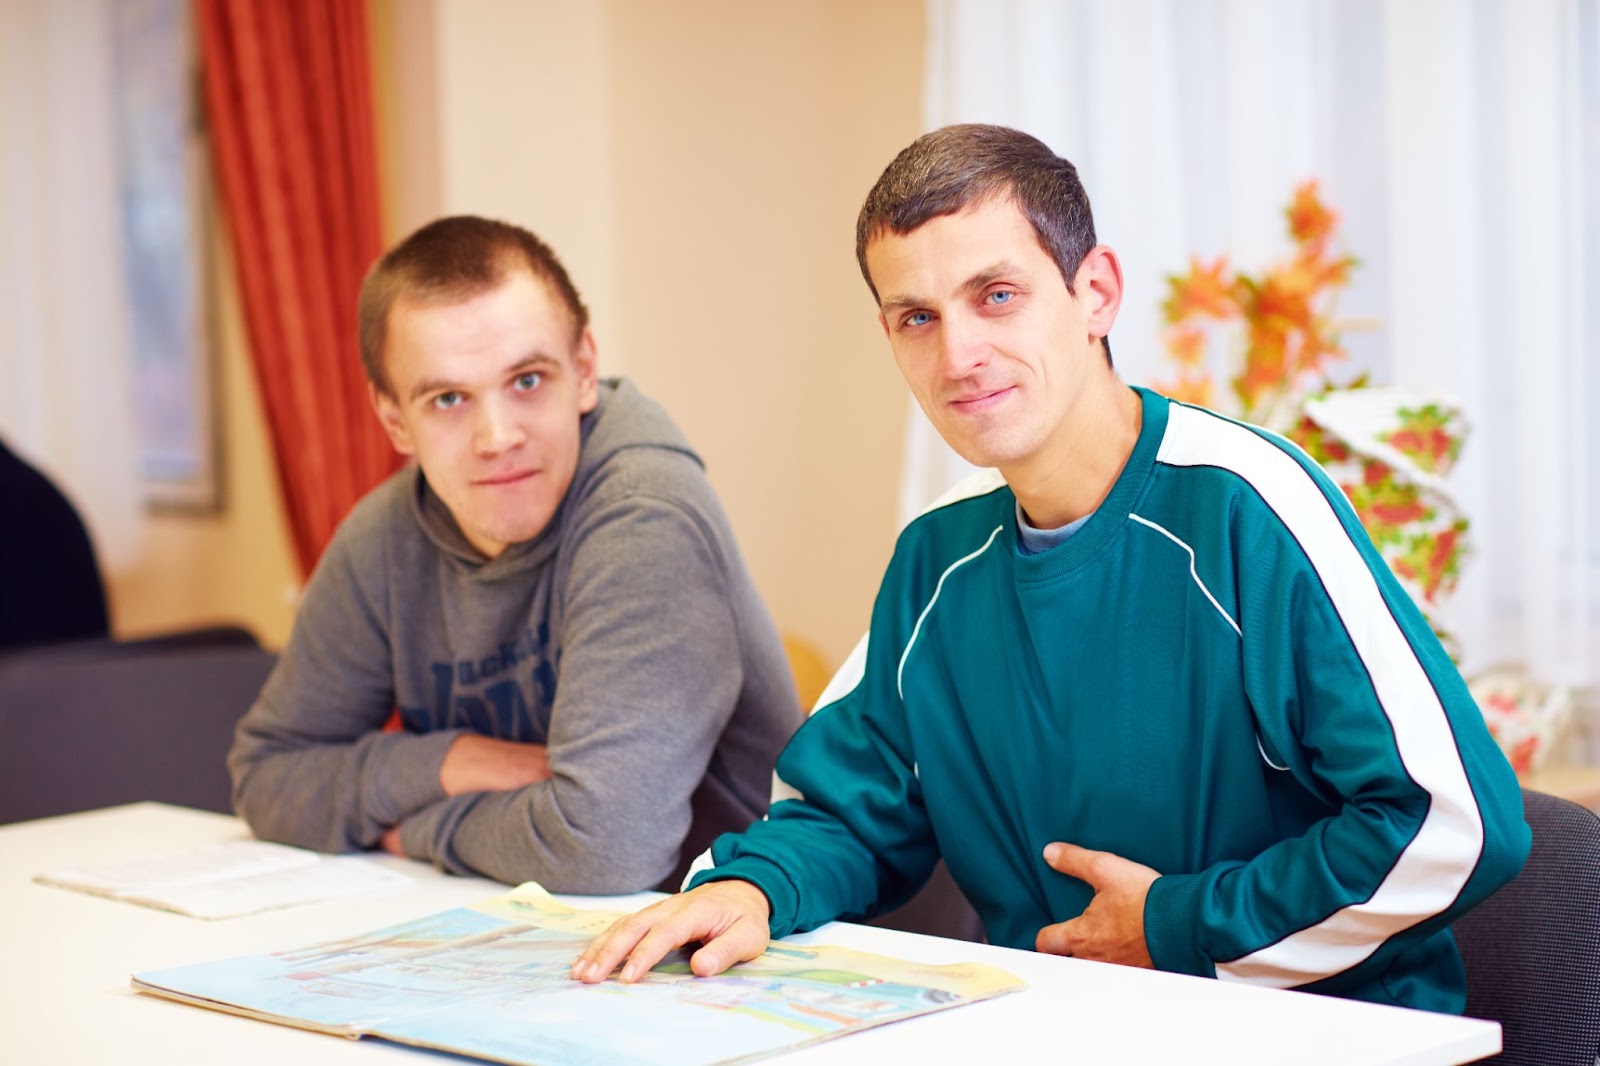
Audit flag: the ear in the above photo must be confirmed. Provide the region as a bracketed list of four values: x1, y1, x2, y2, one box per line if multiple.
[369, 382, 416, 456]
[1078, 245, 1124, 344]
[573, 328, 601, 414]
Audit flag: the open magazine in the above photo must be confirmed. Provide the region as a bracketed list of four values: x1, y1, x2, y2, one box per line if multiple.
[132, 883, 1025, 1066]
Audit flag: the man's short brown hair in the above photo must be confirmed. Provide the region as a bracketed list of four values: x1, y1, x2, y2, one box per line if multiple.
[358, 216, 590, 396]
[855, 124, 1111, 365]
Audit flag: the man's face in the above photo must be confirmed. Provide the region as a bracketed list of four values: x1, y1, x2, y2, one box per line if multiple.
[371, 269, 599, 559]
[865, 196, 1115, 475]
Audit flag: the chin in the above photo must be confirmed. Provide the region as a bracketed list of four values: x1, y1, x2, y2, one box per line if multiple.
[500, 521, 553, 548]
[946, 440, 1023, 470]
[470, 511, 554, 551]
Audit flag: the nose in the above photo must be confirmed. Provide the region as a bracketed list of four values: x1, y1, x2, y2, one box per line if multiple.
[936, 312, 990, 380]
[472, 396, 526, 457]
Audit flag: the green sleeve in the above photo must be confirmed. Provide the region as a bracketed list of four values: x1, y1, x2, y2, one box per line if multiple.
[1145, 459, 1528, 995]
[691, 574, 941, 937]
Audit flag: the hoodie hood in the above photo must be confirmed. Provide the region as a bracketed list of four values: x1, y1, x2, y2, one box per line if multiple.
[408, 378, 702, 578]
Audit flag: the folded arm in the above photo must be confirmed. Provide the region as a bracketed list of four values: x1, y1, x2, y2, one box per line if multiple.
[379, 736, 550, 855]
[228, 535, 462, 852]
[393, 496, 750, 892]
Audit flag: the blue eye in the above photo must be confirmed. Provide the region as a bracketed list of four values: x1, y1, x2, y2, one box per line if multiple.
[906, 311, 932, 327]
[987, 290, 1014, 305]
[431, 391, 463, 410]
[514, 372, 542, 392]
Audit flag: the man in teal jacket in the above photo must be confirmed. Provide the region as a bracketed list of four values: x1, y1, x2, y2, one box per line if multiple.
[574, 124, 1529, 1011]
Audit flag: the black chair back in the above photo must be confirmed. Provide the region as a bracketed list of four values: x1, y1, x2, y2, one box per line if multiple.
[1454, 787, 1600, 1066]
[868, 859, 987, 943]
[0, 632, 274, 823]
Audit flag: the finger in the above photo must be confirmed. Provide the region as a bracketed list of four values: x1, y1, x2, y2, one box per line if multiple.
[571, 900, 679, 983]
[1042, 841, 1102, 882]
[573, 881, 769, 984]
[686, 914, 769, 978]
[1035, 917, 1081, 957]
[1043, 842, 1159, 888]
[379, 827, 405, 858]
[619, 888, 770, 982]
[574, 893, 747, 984]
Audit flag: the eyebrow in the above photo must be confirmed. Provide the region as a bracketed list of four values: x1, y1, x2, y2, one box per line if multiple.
[878, 260, 1026, 316]
[407, 353, 561, 403]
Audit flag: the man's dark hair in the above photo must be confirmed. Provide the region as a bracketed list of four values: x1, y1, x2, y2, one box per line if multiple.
[855, 123, 1111, 365]
[358, 215, 590, 396]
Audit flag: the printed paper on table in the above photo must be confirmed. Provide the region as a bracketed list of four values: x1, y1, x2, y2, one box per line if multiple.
[132, 883, 1026, 1066]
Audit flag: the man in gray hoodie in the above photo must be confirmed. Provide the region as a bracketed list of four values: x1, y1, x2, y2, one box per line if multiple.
[228, 216, 799, 893]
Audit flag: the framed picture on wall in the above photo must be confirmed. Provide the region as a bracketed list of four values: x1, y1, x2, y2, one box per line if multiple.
[112, 0, 220, 513]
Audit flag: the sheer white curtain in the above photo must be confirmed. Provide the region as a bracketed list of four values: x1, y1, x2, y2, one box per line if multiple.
[913, 0, 1599, 686]
[0, 0, 142, 570]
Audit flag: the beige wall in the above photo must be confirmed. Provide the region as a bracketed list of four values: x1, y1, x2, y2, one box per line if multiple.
[605, 3, 920, 668]
[116, 0, 923, 670]
[370, 0, 441, 244]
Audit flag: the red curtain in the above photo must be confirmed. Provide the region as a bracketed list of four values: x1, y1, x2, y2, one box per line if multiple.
[197, 0, 400, 577]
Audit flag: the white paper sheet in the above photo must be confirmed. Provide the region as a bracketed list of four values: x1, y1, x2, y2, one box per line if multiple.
[37, 839, 410, 919]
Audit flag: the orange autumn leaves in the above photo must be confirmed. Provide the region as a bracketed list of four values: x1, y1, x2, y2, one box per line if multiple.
[1159, 181, 1358, 422]
[1156, 184, 1472, 624]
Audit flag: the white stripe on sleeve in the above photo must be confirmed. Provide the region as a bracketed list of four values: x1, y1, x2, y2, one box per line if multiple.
[897, 526, 1004, 700]
[1158, 403, 1485, 988]
[769, 632, 871, 805]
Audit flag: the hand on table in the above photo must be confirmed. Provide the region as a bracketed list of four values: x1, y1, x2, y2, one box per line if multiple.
[1035, 842, 1158, 968]
[376, 737, 550, 860]
[439, 735, 551, 795]
[379, 824, 405, 857]
[570, 879, 772, 984]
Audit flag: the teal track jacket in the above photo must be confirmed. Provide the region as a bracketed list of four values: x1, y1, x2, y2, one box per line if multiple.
[692, 387, 1529, 1012]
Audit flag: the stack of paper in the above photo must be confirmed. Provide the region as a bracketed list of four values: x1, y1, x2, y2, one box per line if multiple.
[36, 839, 410, 919]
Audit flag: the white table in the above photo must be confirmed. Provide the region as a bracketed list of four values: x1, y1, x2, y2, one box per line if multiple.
[1, 803, 1500, 1065]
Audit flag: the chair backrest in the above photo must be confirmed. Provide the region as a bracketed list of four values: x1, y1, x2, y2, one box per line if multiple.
[0, 636, 276, 823]
[867, 858, 987, 943]
[1453, 787, 1600, 1066]
[6, 623, 263, 662]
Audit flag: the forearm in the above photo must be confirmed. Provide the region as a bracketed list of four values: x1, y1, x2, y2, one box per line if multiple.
[690, 687, 941, 938]
[231, 728, 459, 852]
[228, 519, 460, 853]
[1143, 717, 1526, 989]
[1143, 812, 1438, 989]
[388, 494, 753, 891]
[396, 779, 687, 892]
[689, 800, 920, 938]
[393, 680, 736, 890]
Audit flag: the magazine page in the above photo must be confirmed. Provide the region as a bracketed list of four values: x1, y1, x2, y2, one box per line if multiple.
[133, 883, 1026, 1066]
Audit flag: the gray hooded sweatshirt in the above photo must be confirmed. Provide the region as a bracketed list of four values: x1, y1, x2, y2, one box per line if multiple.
[228, 379, 798, 892]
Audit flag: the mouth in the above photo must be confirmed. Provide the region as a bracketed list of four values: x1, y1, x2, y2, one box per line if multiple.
[474, 470, 538, 487]
[948, 386, 1016, 413]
